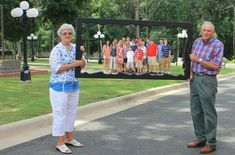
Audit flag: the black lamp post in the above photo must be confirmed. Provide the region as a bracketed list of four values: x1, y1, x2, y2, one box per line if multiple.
[11, 1, 38, 81]
[27, 33, 37, 62]
[177, 30, 188, 66]
[94, 31, 105, 64]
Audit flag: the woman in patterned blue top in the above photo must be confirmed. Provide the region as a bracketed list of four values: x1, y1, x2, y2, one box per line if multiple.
[49, 23, 86, 154]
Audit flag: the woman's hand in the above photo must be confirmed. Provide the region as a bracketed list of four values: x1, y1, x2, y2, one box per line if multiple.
[80, 46, 85, 52]
[58, 60, 83, 73]
[71, 60, 80, 67]
[80, 58, 86, 69]
[72, 58, 86, 68]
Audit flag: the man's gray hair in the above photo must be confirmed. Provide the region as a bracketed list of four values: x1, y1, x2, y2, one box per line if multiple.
[57, 23, 75, 37]
[201, 21, 215, 31]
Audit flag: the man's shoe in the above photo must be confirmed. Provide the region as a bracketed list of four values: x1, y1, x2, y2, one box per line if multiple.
[187, 140, 206, 148]
[200, 145, 216, 154]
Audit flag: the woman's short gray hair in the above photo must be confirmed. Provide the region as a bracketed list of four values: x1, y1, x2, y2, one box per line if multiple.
[57, 23, 75, 37]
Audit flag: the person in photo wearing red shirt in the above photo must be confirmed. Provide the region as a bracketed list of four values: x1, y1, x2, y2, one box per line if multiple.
[134, 45, 144, 74]
[147, 40, 158, 74]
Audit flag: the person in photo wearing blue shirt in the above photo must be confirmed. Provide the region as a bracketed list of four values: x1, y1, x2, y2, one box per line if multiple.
[157, 39, 163, 73]
[49, 23, 86, 154]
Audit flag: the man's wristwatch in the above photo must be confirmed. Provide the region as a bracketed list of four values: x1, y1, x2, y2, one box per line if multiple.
[198, 58, 202, 63]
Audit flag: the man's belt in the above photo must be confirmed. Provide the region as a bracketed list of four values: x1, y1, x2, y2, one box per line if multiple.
[193, 72, 216, 77]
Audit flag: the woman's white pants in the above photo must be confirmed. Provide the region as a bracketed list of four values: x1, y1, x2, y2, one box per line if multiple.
[49, 88, 79, 136]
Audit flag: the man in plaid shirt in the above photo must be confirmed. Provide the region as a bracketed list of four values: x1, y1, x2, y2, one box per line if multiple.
[187, 21, 224, 154]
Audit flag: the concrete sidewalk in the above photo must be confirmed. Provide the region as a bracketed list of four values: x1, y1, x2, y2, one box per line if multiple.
[0, 73, 235, 151]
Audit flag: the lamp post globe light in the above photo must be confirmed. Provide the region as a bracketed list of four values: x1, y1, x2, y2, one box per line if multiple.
[11, 1, 38, 81]
[27, 33, 37, 62]
[94, 31, 105, 64]
[177, 29, 188, 39]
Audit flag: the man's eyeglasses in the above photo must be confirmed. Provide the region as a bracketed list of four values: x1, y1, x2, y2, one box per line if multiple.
[62, 32, 73, 36]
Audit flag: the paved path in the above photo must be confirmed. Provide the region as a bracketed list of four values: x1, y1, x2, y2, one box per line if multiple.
[0, 75, 235, 155]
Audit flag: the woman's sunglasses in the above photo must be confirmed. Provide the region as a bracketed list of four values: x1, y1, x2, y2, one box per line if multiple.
[62, 32, 73, 36]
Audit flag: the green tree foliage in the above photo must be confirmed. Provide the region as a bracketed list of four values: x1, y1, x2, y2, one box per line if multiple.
[40, 0, 92, 50]
[1, 0, 39, 43]
[186, 0, 234, 58]
[36, 23, 52, 52]
[41, 0, 92, 26]
[90, 0, 234, 58]
[1, 0, 234, 58]
[1, 0, 32, 42]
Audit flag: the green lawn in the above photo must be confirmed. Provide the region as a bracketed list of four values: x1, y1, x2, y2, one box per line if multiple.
[229, 59, 235, 63]
[0, 66, 234, 125]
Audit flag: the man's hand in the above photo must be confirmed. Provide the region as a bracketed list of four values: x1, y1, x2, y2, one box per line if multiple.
[190, 54, 219, 71]
[189, 54, 199, 62]
[189, 72, 193, 81]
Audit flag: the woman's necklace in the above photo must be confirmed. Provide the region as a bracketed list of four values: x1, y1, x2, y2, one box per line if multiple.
[62, 43, 72, 52]
[66, 46, 72, 52]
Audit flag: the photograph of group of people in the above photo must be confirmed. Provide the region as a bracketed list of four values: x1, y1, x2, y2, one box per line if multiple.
[101, 37, 172, 75]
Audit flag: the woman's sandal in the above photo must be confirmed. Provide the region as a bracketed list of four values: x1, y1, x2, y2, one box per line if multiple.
[65, 139, 84, 147]
[56, 144, 72, 154]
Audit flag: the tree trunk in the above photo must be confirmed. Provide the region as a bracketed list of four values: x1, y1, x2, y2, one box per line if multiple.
[233, 6, 235, 57]
[1, 4, 4, 59]
[134, 0, 140, 38]
[226, 0, 235, 57]
[51, 24, 55, 51]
